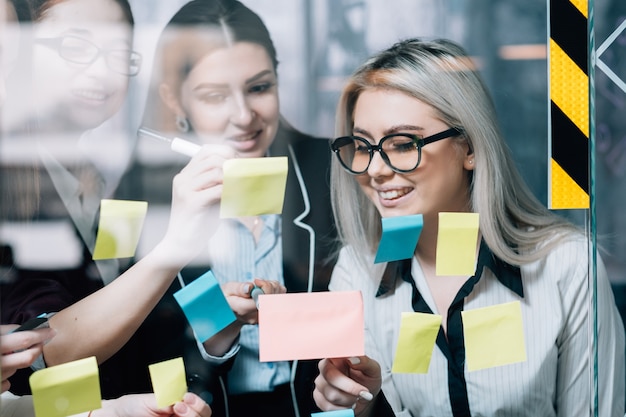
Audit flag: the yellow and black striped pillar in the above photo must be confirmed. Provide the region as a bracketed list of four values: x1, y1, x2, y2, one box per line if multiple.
[549, 0, 589, 209]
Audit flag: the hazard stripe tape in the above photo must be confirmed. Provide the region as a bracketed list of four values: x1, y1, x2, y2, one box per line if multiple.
[549, 0, 590, 209]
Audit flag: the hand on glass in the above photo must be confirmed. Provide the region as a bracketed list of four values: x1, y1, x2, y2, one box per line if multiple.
[89, 392, 211, 417]
[222, 278, 286, 325]
[1, 325, 56, 392]
[157, 144, 236, 267]
[313, 356, 382, 417]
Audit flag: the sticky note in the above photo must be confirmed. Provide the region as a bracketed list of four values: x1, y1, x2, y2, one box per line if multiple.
[392, 312, 442, 374]
[311, 410, 355, 417]
[259, 291, 364, 362]
[93, 199, 148, 260]
[29, 356, 101, 417]
[375, 214, 423, 263]
[462, 301, 527, 371]
[173, 270, 236, 342]
[149, 357, 187, 408]
[220, 156, 288, 218]
[435, 212, 479, 276]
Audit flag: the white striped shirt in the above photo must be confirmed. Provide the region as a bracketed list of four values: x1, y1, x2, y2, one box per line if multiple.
[206, 214, 291, 395]
[330, 237, 625, 416]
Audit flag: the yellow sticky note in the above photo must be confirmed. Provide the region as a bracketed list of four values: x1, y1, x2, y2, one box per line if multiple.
[93, 199, 148, 260]
[149, 357, 187, 408]
[220, 157, 288, 218]
[462, 301, 527, 371]
[29, 356, 101, 417]
[436, 212, 479, 276]
[392, 312, 441, 374]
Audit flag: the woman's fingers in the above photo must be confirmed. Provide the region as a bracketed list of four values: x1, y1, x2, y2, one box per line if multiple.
[314, 356, 381, 412]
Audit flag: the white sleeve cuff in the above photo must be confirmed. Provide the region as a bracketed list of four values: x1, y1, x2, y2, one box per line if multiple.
[195, 336, 240, 364]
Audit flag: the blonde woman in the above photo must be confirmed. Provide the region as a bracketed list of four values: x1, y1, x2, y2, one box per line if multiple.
[314, 38, 625, 416]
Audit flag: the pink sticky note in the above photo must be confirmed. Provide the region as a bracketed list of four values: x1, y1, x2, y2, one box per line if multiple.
[258, 291, 364, 362]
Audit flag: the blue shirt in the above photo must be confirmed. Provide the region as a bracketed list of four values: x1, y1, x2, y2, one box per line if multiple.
[206, 214, 291, 394]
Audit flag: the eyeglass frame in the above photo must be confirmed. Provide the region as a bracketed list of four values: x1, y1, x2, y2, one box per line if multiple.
[34, 35, 142, 76]
[331, 127, 463, 174]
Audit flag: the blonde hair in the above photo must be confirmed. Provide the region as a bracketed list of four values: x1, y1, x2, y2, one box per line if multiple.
[331, 38, 580, 266]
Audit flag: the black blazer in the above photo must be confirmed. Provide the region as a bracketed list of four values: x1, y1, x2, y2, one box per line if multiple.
[180, 123, 338, 416]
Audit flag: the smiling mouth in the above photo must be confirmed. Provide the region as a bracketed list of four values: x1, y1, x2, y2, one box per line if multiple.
[379, 188, 412, 200]
[72, 89, 109, 102]
[231, 130, 261, 142]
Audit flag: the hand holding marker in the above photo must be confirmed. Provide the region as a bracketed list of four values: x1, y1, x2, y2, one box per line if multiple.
[139, 128, 274, 311]
[138, 127, 201, 157]
[250, 286, 264, 309]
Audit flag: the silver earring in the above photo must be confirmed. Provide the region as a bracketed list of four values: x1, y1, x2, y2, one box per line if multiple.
[469, 159, 474, 164]
[175, 115, 190, 133]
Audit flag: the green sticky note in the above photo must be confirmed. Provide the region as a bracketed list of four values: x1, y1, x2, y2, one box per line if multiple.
[29, 356, 101, 417]
[220, 156, 288, 218]
[93, 199, 148, 260]
[436, 212, 479, 276]
[392, 312, 441, 374]
[149, 357, 187, 408]
[462, 301, 527, 371]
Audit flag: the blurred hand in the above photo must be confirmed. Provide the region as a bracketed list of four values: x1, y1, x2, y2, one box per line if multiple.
[221, 278, 286, 325]
[93, 392, 211, 417]
[313, 356, 382, 417]
[156, 144, 236, 267]
[1, 325, 56, 392]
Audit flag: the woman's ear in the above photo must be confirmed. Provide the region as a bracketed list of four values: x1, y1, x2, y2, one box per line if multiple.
[159, 83, 185, 117]
[463, 139, 475, 170]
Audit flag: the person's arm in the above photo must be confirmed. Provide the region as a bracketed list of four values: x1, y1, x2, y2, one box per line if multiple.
[75, 392, 211, 417]
[554, 240, 625, 416]
[43, 145, 233, 366]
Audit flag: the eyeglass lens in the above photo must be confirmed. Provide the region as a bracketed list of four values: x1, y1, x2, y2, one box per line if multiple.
[335, 134, 421, 173]
[57, 36, 141, 76]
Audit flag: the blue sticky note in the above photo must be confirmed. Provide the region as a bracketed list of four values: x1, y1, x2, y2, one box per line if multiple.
[311, 410, 355, 417]
[374, 214, 423, 263]
[173, 271, 236, 342]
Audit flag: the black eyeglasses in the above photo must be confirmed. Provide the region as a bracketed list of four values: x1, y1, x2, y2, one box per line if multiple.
[35, 35, 142, 76]
[331, 127, 462, 174]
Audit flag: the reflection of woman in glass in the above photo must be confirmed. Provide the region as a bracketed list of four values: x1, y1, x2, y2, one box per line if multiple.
[313, 38, 625, 417]
[0, 0, 205, 401]
[140, 1, 336, 416]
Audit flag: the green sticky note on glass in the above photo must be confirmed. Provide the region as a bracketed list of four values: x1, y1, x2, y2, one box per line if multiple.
[93, 199, 148, 260]
[173, 270, 237, 342]
[149, 357, 187, 408]
[29, 356, 101, 417]
[392, 312, 441, 374]
[462, 301, 527, 371]
[435, 212, 479, 276]
[220, 156, 288, 218]
[375, 214, 423, 263]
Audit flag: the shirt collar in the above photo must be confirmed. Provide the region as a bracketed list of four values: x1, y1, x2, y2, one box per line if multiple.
[375, 238, 523, 298]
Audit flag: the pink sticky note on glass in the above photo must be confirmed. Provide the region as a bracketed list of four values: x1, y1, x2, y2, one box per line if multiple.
[258, 291, 364, 362]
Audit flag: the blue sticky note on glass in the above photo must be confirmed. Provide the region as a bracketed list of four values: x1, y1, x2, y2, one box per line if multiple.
[311, 410, 355, 417]
[374, 214, 423, 263]
[173, 271, 236, 342]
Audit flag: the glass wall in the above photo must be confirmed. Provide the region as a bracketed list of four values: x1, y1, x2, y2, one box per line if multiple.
[1, 0, 624, 415]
